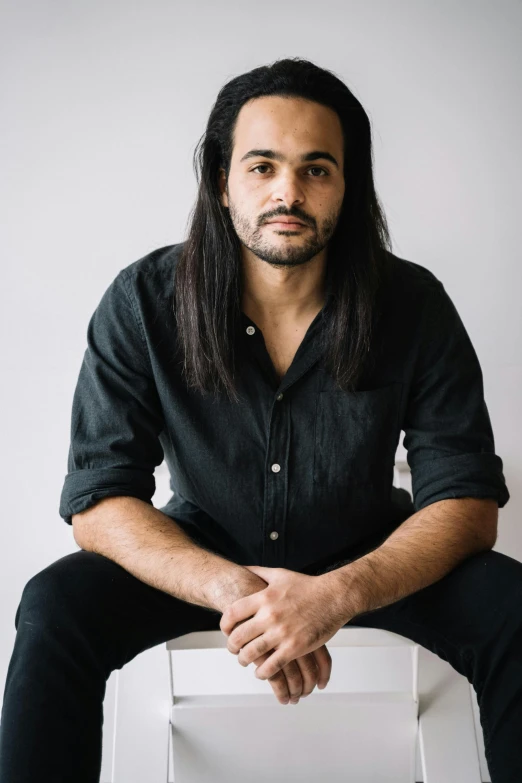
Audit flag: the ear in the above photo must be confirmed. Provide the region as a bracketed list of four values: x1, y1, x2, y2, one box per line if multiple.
[218, 168, 229, 208]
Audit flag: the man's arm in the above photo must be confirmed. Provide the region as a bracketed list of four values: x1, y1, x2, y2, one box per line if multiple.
[323, 497, 498, 620]
[72, 495, 264, 614]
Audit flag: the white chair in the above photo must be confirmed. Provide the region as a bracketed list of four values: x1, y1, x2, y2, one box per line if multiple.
[107, 459, 484, 782]
[164, 626, 482, 783]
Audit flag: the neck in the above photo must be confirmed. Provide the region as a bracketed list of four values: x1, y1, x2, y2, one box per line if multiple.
[240, 248, 327, 323]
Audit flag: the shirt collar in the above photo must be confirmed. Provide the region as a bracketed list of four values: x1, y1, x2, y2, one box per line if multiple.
[240, 278, 335, 324]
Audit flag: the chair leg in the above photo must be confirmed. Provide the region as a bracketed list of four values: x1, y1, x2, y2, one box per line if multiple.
[112, 644, 171, 783]
[416, 645, 481, 783]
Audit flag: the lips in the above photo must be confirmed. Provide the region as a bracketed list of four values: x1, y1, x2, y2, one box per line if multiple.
[266, 219, 306, 227]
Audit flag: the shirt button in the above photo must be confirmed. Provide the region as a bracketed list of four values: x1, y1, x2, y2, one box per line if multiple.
[276, 393, 284, 401]
[271, 463, 281, 473]
[246, 326, 255, 335]
[270, 531, 279, 540]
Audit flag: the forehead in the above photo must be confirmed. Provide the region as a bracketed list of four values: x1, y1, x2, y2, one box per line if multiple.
[231, 95, 344, 164]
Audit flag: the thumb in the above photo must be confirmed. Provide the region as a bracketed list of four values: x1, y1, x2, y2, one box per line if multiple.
[244, 565, 273, 582]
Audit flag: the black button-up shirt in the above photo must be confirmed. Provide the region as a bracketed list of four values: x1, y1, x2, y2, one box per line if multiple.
[59, 243, 510, 575]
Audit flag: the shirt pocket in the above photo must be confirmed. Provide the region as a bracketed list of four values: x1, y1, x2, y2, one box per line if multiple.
[313, 382, 404, 490]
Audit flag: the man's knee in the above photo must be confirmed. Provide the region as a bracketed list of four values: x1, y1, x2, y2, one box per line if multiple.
[16, 550, 116, 631]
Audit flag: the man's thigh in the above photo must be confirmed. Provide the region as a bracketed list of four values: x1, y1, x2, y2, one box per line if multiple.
[343, 549, 522, 683]
[17, 548, 223, 674]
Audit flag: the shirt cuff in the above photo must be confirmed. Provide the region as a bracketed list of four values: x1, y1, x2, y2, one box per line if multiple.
[412, 452, 510, 511]
[59, 467, 156, 525]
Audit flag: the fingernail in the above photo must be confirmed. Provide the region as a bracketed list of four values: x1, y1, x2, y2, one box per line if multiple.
[290, 698, 299, 704]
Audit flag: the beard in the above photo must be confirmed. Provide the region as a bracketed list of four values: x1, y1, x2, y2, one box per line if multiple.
[227, 198, 342, 268]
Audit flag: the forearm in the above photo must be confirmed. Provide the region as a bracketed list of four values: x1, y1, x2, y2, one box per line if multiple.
[71, 496, 259, 613]
[325, 497, 498, 620]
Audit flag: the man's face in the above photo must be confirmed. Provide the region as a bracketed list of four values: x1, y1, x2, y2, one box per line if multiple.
[219, 95, 345, 268]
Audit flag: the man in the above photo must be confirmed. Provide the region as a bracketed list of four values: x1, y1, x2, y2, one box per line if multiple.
[0, 57, 519, 782]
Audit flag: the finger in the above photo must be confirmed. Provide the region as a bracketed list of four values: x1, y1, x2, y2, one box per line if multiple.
[269, 670, 291, 704]
[277, 658, 303, 702]
[220, 593, 260, 636]
[254, 645, 292, 681]
[236, 623, 280, 667]
[227, 616, 266, 657]
[312, 644, 332, 690]
[253, 652, 292, 705]
[295, 652, 320, 698]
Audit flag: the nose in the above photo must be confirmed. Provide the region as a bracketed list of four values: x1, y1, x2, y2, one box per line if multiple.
[270, 171, 305, 209]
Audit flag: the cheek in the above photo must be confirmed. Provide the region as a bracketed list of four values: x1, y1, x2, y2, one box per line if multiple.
[326, 191, 345, 220]
[314, 193, 340, 217]
[230, 181, 263, 212]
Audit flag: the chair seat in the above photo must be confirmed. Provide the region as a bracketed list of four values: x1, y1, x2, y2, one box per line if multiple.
[166, 625, 419, 648]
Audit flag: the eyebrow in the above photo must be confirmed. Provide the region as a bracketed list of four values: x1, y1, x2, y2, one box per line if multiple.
[239, 149, 340, 170]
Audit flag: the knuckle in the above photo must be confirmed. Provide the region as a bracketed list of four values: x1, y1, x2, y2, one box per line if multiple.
[284, 668, 303, 697]
[265, 609, 278, 626]
[269, 675, 286, 695]
[302, 654, 318, 674]
[256, 637, 269, 656]
[284, 663, 300, 683]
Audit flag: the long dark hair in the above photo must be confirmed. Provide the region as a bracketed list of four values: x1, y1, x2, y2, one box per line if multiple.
[174, 57, 393, 402]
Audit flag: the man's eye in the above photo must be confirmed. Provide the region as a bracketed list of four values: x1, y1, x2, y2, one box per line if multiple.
[250, 165, 328, 176]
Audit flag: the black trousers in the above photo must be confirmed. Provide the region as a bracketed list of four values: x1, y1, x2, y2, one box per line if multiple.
[1, 547, 522, 782]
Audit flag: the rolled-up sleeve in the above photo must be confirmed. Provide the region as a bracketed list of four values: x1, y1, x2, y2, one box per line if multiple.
[59, 270, 165, 525]
[403, 280, 509, 512]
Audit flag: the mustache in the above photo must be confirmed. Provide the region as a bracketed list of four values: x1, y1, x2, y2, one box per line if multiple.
[260, 211, 313, 226]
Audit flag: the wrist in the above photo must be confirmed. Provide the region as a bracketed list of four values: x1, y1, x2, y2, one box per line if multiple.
[319, 567, 364, 623]
[209, 566, 267, 614]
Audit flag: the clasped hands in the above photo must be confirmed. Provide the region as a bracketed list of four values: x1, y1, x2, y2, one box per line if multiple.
[219, 565, 353, 705]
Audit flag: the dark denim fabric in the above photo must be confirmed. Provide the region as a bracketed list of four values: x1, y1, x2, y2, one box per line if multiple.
[57, 243, 508, 573]
[1, 546, 521, 781]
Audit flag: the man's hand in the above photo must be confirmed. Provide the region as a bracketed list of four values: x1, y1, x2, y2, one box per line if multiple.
[220, 565, 352, 686]
[218, 568, 333, 704]
[247, 641, 332, 705]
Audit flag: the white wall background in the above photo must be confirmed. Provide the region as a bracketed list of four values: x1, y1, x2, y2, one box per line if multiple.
[1, 0, 520, 773]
